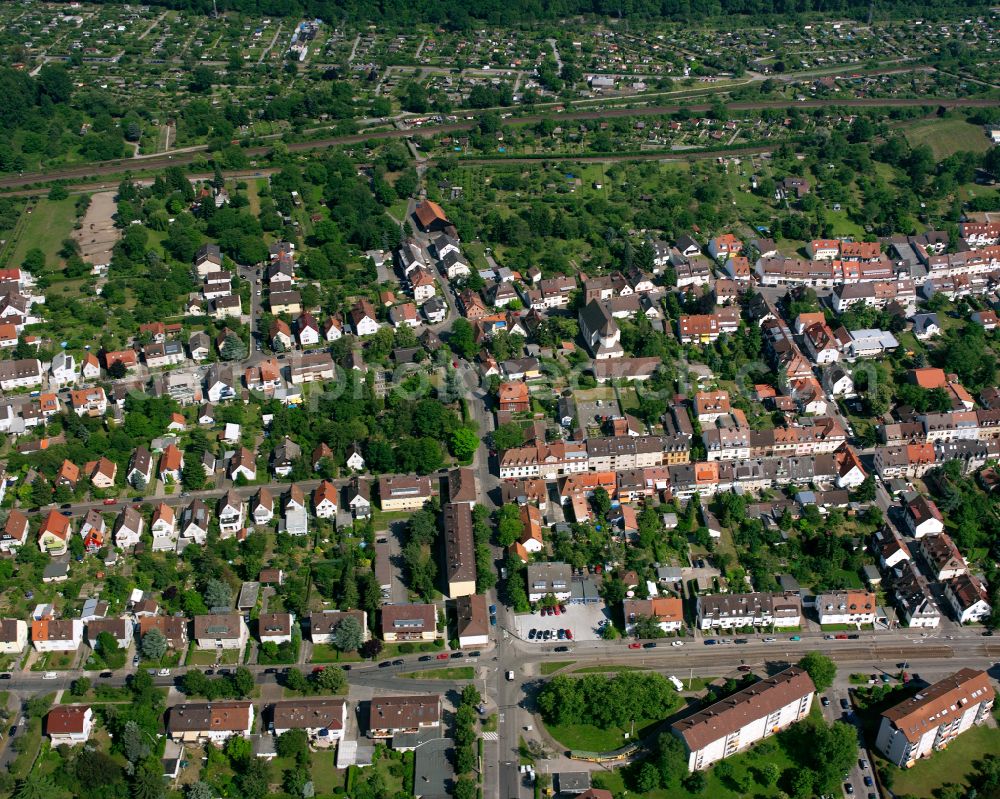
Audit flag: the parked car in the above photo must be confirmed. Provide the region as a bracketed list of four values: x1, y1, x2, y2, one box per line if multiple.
[392, 659, 404, 666]
[628, 642, 642, 649]
[704, 639, 718, 645]
[528, 629, 537, 640]
[436, 653, 449, 660]
[419, 655, 433, 662]
[671, 641, 683, 647]
[822, 696, 831, 706]
[642, 642, 657, 649]
[451, 651, 464, 658]
[378, 661, 391, 668]
[840, 698, 850, 710]
[565, 629, 573, 640]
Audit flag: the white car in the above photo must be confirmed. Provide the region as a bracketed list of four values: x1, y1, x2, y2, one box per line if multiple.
[157, 668, 171, 677]
[42, 671, 58, 680]
[671, 641, 684, 647]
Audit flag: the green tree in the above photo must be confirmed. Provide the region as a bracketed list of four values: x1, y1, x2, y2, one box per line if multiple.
[203, 578, 231, 610]
[275, 729, 309, 762]
[449, 427, 479, 461]
[181, 457, 207, 491]
[449, 318, 477, 360]
[131, 763, 164, 799]
[70, 676, 91, 697]
[231, 666, 254, 697]
[96, 631, 125, 669]
[284, 668, 309, 693]
[453, 778, 476, 799]
[332, 616, 364, 652]
[186, 783, 213, 799]
[491, 423, 524, 452]
[312, 666, 346, 694]
[140, 629, 168, 661]
[798, 651, 836, 692]
[636, 762, 661, 792]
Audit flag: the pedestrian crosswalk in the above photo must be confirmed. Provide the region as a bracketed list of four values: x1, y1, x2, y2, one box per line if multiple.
[482, 732, 499, 741]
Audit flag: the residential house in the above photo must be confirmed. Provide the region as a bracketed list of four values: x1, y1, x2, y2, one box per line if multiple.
[919, 533, 968, 581]
[86, 617, 133, 650]
[139, 616, 188, 651]
[270, 699, 347, 744]
[672, 667, 815, 771]
[150, 503, 178, 552]
[367, 696, 441, 740]
[0, 619, 28, 654]
[442, 503, 477, 598]
[250, 488, 274, 526]
[350, 300, 379, 336]
[85, 457, 117, 490]
[271, 437, 301, 477]
[31, 618, 83, 652]
[348, 478, 371, 518]
[380, 604, 439, 642]
[815, 590, 877, 626]
[47, 706, 94, 747]
[79, 509, 106, 552]
[216, 490, 245, 537]
[70, 387, 107, 417]
[526, 562, 572, 603]
[38, 510, 71, 555]
[378, 475, 433, 512]
[113, 507, 144, 549]
[310, 609, 369, 644]
[905, 495, 945, 538]
[228, 447, 257, 482]
[258, 612, 294, 645]
[697, 592, 802, 630]
[875, 669, 994, 767]
[159, 444, 184, 484]
[623, 597, 684, 635]
[456, 594, 490, 648]
[179, 499, 210, 548]
[193, 614, 249, 650]
[0, 509, 29, 553]
[283, 485, 309, 535]
[945, 574, 991, 624]
[498, 381, 530, 413]
[167, 702, 254, 745]
[313, 481, 338, 519]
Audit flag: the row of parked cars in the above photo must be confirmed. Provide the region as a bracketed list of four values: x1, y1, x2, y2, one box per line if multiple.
[528, 628, 572, 641]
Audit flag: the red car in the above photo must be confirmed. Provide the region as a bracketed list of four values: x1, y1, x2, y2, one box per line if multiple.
[565, 629, 573, 640]
[312, 666, 325, 673]
[553, 606, 561, 616]
[103, 498, 116, 506]
[628, 642, 642, 649]
[436, 653, 449, 660]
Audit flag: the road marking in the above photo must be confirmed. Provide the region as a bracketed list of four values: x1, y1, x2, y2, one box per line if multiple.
[483, 732, 499, 741]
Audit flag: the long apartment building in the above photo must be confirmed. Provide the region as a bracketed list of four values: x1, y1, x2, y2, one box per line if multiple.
[697, 591, 802, 630]
[441, 502, 477, 598]
[672, 666, 816, 771]
[876, 669, 994, 767]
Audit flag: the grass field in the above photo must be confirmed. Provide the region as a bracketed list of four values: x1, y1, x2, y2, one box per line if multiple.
[592, 736, 797, 799]
[400, 666, 474, 679]
[883, 723, 1000, 798]
[6, 197, 77, 270]
[540, 660, 576, 675]
[310, 750, 343, 794]
[545, 718, 659, 752]
[309, 643, 363, 663]
[903, 117, 992, 160]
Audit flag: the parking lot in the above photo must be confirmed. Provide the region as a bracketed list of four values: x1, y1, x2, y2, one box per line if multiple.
[512, 602, 610, 642]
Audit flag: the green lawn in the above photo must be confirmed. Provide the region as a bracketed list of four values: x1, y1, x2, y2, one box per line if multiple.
[545, 718, 659, 752]
[6, 197, 77, 271]
[883, 723, 1000, 798]
[540, 660, 575, 675]
[592, 736, 797, 799]
[186, 647, 239, 666]
[903, 117, 993, 160]
[571, 665, 651, 674]
[310, 643, 363, 663]
[379, 640, 445, 657]
[310, 749, 343, 794]
[400, 666, 474, 680]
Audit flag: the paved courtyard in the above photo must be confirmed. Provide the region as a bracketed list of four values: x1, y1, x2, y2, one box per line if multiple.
[512, 602, 610, 642]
